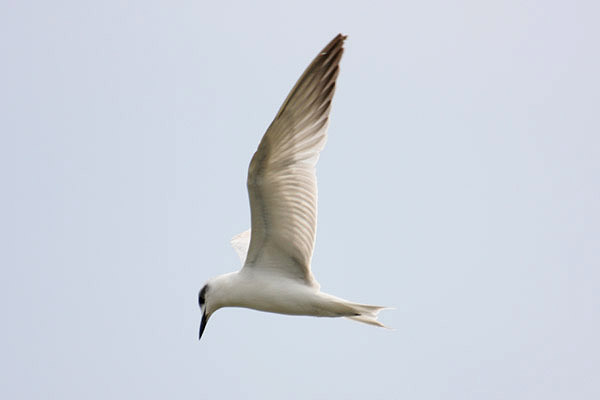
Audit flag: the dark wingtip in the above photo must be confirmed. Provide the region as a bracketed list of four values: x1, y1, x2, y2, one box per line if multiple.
[321, 33, 347, 54]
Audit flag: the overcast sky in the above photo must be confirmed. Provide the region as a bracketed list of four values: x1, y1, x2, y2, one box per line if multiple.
[1, 1, 599, 399]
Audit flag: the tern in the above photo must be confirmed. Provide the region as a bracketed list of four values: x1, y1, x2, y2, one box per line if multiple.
[198, 34, 387, 340]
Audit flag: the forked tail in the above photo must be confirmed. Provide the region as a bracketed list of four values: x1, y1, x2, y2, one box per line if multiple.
[345, 302, 390, 328]
[317, 292, 391, 328]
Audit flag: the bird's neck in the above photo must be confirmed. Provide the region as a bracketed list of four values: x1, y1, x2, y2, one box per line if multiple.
[209, 271, 243, 309]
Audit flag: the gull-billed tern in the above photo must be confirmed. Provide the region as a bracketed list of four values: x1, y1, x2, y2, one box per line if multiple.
[198, 34, 388, 340]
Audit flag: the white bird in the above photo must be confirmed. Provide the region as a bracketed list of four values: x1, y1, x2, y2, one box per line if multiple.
[199, 34, 388, 340]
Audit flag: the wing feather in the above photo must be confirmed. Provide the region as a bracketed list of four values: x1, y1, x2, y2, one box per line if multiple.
[243, 34, 346, 284]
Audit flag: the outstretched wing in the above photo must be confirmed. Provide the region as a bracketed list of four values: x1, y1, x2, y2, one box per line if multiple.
[243, 34, 346, 285]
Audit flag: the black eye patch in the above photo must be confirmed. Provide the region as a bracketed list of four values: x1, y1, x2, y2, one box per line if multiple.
[198, 285, 208, 306]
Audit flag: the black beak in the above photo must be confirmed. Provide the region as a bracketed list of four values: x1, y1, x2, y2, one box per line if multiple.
[199, 311, 208, 340]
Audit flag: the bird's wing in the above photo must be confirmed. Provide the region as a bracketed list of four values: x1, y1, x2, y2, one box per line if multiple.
[230, 229, 251, 265]
[243, 34, 346, 285]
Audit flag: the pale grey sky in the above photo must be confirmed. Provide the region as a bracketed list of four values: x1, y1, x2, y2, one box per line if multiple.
[1, 1, 599, 399]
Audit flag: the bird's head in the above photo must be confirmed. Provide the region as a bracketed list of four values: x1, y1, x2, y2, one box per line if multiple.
[198, 272, 239, 340]
[198, 272, 239, 338]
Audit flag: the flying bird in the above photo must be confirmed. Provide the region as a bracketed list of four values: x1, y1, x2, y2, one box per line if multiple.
[199, 34, 387, 340]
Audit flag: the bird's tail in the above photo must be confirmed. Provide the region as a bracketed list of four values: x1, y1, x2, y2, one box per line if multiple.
[316, 292, 391, 328]
[344, 302, 391, 328]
